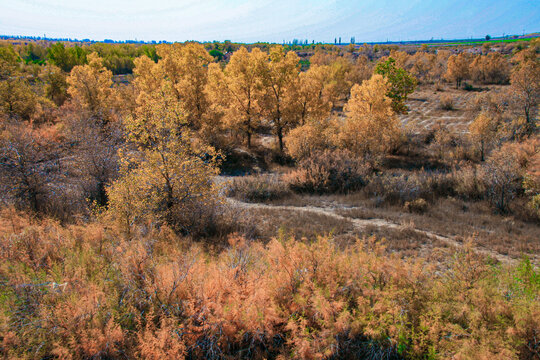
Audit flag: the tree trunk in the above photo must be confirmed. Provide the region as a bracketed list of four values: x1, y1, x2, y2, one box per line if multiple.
[480, 140, 485, 162]
[277, 127, 284, 152]
[499, 184, 505, 212]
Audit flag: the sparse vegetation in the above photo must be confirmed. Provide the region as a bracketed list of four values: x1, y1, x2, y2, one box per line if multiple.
[439, 94, 455, 110]
[226, 174, 292, 202]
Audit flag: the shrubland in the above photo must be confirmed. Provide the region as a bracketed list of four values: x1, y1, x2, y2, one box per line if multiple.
[0, 37, 539, 359]
[0, 210, 539, 359]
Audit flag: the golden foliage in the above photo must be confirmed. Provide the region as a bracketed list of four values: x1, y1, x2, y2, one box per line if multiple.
[205, 46, 267, 147]
[468, 112, 499, 161]
[67, 52, 115, 122]
[289, 64, 333, 126]
[259, 46, 301, 151]
[510, 59, 539, 131]
[445, 53, 470, 88]
[284, 118, 336, 160]
[338, 74, 401, 157]
[133, 43, 213, 129]
[470, 53, 511, 84]
[107, 94, 220, 234]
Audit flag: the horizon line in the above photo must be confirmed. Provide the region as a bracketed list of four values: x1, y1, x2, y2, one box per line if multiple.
[1, 32, 538, 46]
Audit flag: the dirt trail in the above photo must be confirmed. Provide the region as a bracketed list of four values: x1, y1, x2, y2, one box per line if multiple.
[227, 198, 515, 264]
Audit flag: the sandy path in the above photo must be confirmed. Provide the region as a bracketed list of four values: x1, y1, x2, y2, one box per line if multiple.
[227, 197, 515, 264]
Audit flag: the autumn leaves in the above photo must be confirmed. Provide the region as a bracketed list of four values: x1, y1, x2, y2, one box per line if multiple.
[62, 43, 419, 233]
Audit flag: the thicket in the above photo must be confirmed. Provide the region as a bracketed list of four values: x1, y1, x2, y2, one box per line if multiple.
[285, 149, 370, 194]
[0, 211, 538, 359]
[226, 174, 292, 202]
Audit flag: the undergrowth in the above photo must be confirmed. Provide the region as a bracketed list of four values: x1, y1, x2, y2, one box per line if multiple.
[0, 209, 538, 359]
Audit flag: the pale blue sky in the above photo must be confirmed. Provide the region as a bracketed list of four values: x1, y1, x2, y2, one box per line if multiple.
[1, 0, 538, 43]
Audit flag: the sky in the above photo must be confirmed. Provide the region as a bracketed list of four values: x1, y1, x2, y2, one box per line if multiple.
[1, 0, 538, 43]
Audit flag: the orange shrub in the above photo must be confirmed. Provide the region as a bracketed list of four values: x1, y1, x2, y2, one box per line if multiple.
[0, 210, 538, 359]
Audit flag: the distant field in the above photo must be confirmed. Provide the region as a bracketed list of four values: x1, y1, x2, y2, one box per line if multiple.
[434, 37, 535, 46]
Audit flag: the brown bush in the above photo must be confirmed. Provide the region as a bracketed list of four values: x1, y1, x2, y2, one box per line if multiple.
[453, 165, 486, 200]
[439, 94, 455, 110]
[284, 149, 370, 194]
[226, 174, 292, 202]
[404, 198, 428, 213]
[364, 171, 454, 205]
[482, 145, 524, 212]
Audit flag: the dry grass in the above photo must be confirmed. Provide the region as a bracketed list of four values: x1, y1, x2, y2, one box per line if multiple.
[336, 197, 539, 262]
[399, 84, 479, 134]
[242, 207, 355, 242]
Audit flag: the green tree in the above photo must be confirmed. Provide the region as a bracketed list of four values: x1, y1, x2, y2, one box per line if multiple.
[47, 43, 87, 72]
[0, 47, 40, 120]
[209, 49, 224, 61]
[20, 43, 48, 64]
[0, 78, 37, 120]
[0, 46, 20, 80]
[374, 57, 417, 114]
[43, 65, 68, 106]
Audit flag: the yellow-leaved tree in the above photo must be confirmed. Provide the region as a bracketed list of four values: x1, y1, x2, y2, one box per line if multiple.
[132, 54, 166, 108]
[510, 59, 539, 134]
[445, 53, 470, 88]
[289, 64, 333, 126]
[259, 46, 300, 151]
[409, 52, 436, 84]
[323, 57, 353, 108]
[468, 112, 499, 161]
[206, 47, 266, 148]
[469, 53, 510, 85]
[132, 43, 213, 130]
[107, 88, 221, 235]
[158, 43, 213, 128]
[67, 52, 115, 123]
[337, 74, 401, 158]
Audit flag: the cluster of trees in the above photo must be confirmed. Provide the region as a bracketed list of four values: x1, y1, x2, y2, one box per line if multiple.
[0, 38, 539, 227]
[285, 70, 408, 163]
[125, 43, 381, 152]
[3, 40, 158, 74]
[381, 48, 513, 87]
